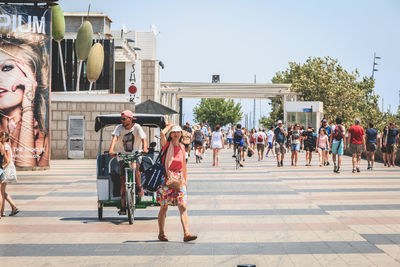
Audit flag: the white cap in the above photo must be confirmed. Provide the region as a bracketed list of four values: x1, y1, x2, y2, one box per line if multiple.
[277, 120, 283, 124]
[170, 125, 182, 132]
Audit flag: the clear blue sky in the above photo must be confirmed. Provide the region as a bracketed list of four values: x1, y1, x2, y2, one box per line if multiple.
[62, 0, 400, 126]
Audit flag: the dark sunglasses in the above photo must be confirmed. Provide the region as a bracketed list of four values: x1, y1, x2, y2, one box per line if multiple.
[121, 117, 129, 121]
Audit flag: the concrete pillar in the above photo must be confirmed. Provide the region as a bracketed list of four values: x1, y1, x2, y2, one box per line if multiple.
[282, 95, 286, 124]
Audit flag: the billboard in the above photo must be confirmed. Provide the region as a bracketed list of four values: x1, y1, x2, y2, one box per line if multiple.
[0, 5, 51, 168]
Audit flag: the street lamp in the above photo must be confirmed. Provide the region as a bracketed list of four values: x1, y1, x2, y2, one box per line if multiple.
[371, 52, 381, 79]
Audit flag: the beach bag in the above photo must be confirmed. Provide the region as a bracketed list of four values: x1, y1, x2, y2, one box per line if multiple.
[142, 144, 169, 192]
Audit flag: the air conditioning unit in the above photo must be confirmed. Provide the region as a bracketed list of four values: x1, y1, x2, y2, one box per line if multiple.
[68, 115, 85, 159]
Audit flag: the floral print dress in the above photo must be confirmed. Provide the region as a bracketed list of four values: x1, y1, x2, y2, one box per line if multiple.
[156, 144, 187, 206]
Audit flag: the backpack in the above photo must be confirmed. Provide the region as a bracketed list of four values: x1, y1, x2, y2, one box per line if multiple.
[333, 125, 344, 141]
[234, 129, 243, 141]
[257, 134, 264, 143]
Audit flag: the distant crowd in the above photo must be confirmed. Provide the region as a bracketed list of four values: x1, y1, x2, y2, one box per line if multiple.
[179, 118, 399, 173]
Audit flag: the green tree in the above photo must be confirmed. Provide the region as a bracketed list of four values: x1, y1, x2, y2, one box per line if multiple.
[270, 56, 383, 128]
[259, 116, 275, 129]
[193, 98, 242, 129]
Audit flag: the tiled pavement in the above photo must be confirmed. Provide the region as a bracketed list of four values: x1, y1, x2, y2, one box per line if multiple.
[1, 149, 400, 266]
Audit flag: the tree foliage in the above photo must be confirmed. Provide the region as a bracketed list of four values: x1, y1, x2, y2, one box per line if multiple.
[270, 56, 384, 128]
[193, 98, 242, 130]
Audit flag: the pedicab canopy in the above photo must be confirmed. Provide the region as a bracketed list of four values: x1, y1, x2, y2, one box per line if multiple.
[94, 113, 166, 132]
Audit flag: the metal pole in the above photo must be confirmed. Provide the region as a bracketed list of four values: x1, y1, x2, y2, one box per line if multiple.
[253, 74, 256, 129]
[179, 98, 183, 125]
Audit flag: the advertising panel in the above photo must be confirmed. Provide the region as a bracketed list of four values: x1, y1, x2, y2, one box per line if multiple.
[0, 5, 51, 168]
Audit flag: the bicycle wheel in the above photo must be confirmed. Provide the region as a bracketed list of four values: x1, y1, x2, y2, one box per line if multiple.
[236, 150, 240, 169]
[126, 187, 135, 224]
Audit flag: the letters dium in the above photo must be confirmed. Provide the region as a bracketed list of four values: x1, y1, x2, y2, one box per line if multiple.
[0, 14, 45, 34]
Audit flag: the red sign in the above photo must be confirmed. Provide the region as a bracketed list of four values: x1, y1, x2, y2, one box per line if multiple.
[128, 85, 137, 94]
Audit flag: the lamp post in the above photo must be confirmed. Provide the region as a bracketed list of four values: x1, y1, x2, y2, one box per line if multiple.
[371, 52, 381, 79]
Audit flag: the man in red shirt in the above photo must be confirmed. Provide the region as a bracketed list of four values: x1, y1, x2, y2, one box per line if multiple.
[347, 118, 366, 173]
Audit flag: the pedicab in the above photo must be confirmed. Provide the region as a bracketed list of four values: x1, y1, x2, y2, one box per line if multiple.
[95, 113, 166, 224]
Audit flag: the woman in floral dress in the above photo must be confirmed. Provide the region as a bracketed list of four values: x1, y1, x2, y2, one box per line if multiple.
[157, 124, 197, 242]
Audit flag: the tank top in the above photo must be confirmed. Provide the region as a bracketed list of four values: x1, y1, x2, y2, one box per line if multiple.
[212, 131, 222, 148]
[291, 130, 300, 144]
[194, 130, 203, 141]
[169, 145, 184, 171]
[318, 135, 328, 149]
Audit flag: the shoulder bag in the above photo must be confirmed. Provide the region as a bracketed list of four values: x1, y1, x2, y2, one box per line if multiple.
[142, 143, 169, 192]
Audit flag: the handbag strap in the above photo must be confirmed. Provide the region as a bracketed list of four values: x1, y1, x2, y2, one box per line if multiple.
[155, 142, 169, 165]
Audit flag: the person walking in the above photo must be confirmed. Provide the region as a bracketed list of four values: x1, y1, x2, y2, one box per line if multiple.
[226, 126, 233, 149]
[0, 131, 19, 218]
[290, 124, 301, 167]
[249, 128, 257, 151]
[319, 119, 332, 166]
[302, 125, 315, 166]
[386, 122, 399, 167]
[273, 120, 288, 167]
[211, 125, 224, 166]
[330, 117, 346, 173]
[348, 118, 365, 173]
[242, 128, 251, 162]
[381, 125, 389, 166]
[157, 125, 197, 242]
[365, 123, 378, 170]
[316, 128, 329, 167]
[266, 126, 275, 157]
[182, 125, 192, 161]
[255, 128, 267, 161]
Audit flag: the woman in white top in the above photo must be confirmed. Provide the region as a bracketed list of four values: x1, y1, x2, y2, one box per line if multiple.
[211, 125, 224, 166]
[0, 131, 19, 218]
[316, 128, 330, 167]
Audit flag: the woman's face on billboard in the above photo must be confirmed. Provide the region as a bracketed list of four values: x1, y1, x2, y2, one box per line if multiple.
[0, 48, 27, 111]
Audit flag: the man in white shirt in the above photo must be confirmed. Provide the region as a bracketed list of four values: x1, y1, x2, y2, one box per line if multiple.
[109, 110, 148, 215]
[255, 128, 267, 161]
[266, 126, 275, 157]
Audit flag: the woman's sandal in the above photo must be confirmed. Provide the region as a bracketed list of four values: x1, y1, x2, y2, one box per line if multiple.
[158, 234, 168, 242]
[183, 234, 197, 242]
[9, 208, 19, 216]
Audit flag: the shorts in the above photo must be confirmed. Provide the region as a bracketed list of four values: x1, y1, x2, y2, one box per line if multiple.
[194, 140, 203, 147]
[387, 144, 398, 154]
[366, 143, 377, 152]
[257, 143, 265, 153]
[381, 145, 386, 153]
[332, 142, 344, 155]
[227, 138, 233, 144]
[234, 139, 244, 147]
[118, 159, 138, 177]
[275, 142, 286, 154]
[268, 142, 273, 149]
[291, 143, 300, 152]
[304, 144, 314, 152]
[350, 143, 363, 154]
[318, 146, 327, 151]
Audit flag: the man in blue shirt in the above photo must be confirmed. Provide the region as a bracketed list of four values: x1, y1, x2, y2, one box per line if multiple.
[273, 120, 288, 167]
[386, 122, 399, 167]
[365, 122, 378, 170]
